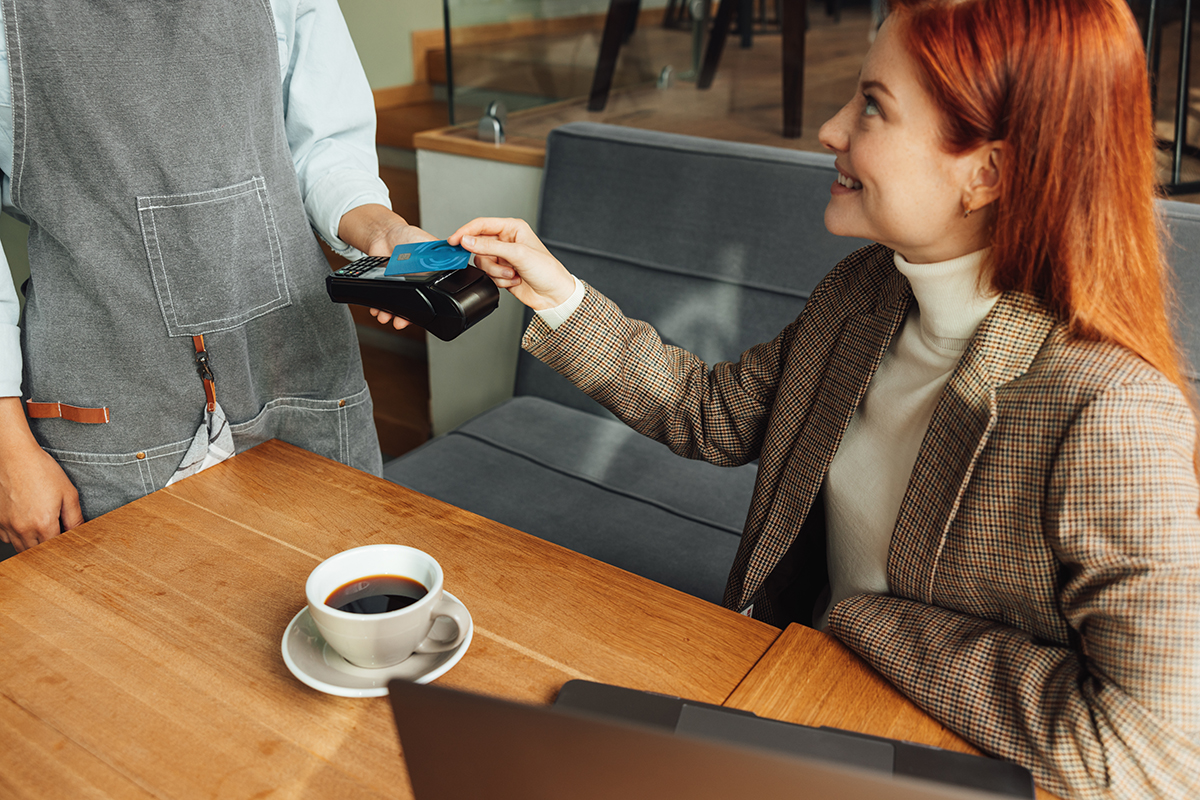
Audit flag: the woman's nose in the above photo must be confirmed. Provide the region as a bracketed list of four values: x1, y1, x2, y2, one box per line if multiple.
[818, 103, 851, 153]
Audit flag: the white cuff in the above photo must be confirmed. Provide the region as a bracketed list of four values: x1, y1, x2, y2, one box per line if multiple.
[535, 276, 585, 330]
[0, 321, 22, 397]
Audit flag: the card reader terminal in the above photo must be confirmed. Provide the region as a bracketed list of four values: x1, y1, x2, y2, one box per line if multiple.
[325, 255, 499, 341]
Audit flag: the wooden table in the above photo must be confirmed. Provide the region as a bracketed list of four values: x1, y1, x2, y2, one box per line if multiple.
[726, 624, 1064, 800]
[0, 440, 779, 799]
[2, 439, 1061, 799]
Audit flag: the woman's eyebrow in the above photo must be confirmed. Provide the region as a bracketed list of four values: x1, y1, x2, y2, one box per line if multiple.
[860, 79, 894, 98]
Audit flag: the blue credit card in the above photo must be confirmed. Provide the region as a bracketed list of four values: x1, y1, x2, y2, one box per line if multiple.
[385, 240, 473, 275]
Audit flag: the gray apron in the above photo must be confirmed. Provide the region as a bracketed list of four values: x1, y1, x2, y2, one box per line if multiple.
[4, 0, 382, 519]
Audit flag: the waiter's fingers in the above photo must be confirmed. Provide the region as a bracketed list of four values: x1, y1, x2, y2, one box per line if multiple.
[61, 489, 83, 532]
[8, 518, 49, 552]
[369, 308, 411, 330]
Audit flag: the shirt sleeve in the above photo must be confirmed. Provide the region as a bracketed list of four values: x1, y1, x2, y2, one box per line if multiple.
[274, 0, 392, 260]
[0, 2, 21, 398]
[534, 275, 585, 330]
[0, 242, 21, 398]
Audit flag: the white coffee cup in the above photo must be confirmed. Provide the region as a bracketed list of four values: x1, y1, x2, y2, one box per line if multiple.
[306, 544, 470, 669]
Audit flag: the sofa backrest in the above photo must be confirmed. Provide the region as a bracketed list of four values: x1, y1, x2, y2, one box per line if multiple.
[1158, 199, 1200, 390]
[518, 122, 868, 417]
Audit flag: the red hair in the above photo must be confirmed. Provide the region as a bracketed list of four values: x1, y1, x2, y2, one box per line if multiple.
[889, 0, 1194, 412]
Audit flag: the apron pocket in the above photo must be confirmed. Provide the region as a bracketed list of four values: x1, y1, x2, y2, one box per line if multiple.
[46, 439, 192, 521]
[229, 384, 381, 475]
[138, 176, 291, 337]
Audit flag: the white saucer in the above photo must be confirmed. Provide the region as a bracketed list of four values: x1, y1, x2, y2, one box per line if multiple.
[281, 591, 472, 698]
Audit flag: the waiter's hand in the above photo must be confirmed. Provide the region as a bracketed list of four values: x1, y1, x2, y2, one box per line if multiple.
[337, 204, 437, 330]
[0, 398, 83, 552]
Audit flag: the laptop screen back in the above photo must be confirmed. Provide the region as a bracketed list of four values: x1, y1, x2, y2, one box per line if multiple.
[388, 680, 1013, 800]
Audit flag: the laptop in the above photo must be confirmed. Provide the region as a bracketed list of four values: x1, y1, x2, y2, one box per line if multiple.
[388, 679, 1036, 800]
[555, 680, 1033, 797]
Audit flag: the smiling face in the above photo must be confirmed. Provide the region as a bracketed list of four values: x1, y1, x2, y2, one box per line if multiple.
[818, 18, 997, 264]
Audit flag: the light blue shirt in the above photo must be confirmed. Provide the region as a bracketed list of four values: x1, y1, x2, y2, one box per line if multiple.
[0, 0, 392, 396]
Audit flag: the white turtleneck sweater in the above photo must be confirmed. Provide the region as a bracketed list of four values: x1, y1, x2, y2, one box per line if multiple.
[816, 249, 997, 629]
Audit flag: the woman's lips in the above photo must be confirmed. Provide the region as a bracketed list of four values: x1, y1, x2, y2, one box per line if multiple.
[831, 168, 862, 195]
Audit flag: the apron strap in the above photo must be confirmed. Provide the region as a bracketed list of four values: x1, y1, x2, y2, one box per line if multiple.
[165, 335, 233, 487]
[192, 335, 217, 413]
[26, 399, 110, 424]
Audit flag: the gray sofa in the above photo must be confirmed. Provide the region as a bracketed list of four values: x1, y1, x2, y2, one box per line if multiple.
[383, 122, 866, 604]
[382, 121, 1200, 606]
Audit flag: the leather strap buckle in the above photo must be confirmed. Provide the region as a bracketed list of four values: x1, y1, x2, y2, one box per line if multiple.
[192, 334, 217, 412]
[26, 399, 111, 424]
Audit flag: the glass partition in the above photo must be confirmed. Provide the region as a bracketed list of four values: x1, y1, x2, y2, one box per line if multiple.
[439, 0, 691, 126]
[430, 0, 1200, 191]
[427, 2, 885, 153]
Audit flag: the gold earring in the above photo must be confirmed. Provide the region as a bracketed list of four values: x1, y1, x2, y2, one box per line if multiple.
[963, 205, 973, 219]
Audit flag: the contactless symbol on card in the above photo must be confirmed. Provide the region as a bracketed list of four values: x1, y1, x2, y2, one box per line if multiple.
[385, 240, 473, 275]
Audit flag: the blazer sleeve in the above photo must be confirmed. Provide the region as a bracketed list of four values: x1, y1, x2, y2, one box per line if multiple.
[522, 281, 798, 468]
[828, 377, 1200, 800]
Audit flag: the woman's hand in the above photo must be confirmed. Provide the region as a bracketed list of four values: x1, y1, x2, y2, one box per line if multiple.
[448, 218, 576, 311]
[337, 204, 437, 329]
[0, 398, 82, 552]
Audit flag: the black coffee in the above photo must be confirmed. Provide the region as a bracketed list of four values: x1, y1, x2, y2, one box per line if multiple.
[326, 574, 427, 614]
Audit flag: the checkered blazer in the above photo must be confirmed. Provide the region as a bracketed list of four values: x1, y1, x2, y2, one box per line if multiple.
[524, 243, 1200, 799]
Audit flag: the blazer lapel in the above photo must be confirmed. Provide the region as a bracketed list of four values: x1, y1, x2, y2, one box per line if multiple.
[737, 268, 912, 606]
[888, 291, 1058, 603]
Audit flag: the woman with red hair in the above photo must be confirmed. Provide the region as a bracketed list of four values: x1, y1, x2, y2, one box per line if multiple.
[445, 0, 1200, 795]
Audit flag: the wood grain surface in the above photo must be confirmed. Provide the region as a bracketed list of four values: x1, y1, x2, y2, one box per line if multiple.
[726, 624, 979, 751]
[0, 440, 779, 800]
[726, 624, 1064, 800]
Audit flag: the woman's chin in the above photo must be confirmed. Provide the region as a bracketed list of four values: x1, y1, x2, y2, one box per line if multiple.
[823, 207, 867, 241]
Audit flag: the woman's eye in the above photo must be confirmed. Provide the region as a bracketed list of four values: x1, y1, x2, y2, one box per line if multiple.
[863, 95, 881, 116]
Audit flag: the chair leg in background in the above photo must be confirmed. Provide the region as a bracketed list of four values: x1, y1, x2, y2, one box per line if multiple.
[698, 0, 738, 89]
[589, 0, 641, 111]
[782, 0, 806, 137]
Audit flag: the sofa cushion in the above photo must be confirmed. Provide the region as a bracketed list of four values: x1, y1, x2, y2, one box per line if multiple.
[382, 396, 756, 604]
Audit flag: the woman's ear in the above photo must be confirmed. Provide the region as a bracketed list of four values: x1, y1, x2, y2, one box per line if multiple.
[963, 142, 1004, 214]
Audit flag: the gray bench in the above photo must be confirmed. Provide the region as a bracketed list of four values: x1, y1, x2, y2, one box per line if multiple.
[381, 122, 1200, 605]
